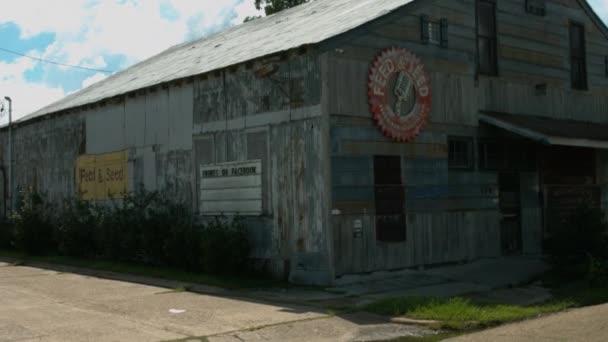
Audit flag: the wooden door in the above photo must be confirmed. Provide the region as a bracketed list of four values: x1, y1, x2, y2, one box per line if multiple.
[499, 173, 523, 255]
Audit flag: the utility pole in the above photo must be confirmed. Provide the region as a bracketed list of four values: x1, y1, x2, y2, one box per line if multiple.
[3, 97, 12, 213]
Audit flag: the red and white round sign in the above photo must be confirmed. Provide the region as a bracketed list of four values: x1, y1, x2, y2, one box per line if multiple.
[368, 47, 431, 142]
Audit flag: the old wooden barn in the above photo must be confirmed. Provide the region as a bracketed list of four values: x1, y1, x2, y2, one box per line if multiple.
[1, 0, 608, 285]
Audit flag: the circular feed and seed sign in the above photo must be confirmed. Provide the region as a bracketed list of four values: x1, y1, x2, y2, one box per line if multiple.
[368, 47, 431, 142]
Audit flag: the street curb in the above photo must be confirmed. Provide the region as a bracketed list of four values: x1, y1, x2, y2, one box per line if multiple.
[390, 317, 440, 326]
[0, 256, 335, 310]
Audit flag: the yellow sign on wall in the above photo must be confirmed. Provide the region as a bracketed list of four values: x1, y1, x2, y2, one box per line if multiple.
[76, 151, 128, 200]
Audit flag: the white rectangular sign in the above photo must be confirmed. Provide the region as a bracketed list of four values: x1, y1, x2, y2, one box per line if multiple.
[200, 160, 262, 215]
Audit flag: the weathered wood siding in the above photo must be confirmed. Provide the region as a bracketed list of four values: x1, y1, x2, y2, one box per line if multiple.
[323, 0, 608, 276]
[192, 51, 332, 284]
[0, 81, 194, 209]
[0, 114, 86, 206]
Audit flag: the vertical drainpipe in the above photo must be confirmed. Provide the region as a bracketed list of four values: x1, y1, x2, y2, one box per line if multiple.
[4, 97, 12, 213]
[223, 70, 228, 163]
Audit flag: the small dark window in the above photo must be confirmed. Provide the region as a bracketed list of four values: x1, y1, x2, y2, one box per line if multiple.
[479, 141, 505, 170]
[448, 137, 474, 170]
[374, 156, 406, 242]
[477, 0, 498, 75]
[479, 140, 536, 171]
[421, 15, 448, 48]
[526, 0, 546, 16]
[570, 22, 587, 90]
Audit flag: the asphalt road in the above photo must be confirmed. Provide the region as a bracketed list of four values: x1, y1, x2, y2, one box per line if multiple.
[0, 262, 429, 341]
[447, 303, 608, 342]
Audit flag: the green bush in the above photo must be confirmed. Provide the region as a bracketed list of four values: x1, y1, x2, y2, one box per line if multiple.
[2, 187, 253, 277]
[139, 191, 196, 267]
[545, 205, 608, 278]
[97, 190, 150, 262]
[11, 188, 56, 255]
[55, 198, 101, 258]
[200, 216, 250, 275]
[0, 219, 14, 249]
[545, 206, 608, 282]
[587, 254, 608, 285]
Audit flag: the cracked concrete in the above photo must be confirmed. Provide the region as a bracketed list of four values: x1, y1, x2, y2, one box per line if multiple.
[0, 262, 430, 342]
[446, 303, 608, 342]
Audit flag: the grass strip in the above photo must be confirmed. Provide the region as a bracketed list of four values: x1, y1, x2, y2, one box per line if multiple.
[365, 296, 574, 331]
[0, 249, 284, 290]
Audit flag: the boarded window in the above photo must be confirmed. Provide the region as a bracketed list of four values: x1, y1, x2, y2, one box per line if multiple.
[526, 0, 546, 16]
[570, 22, 587, 90]
[374, 156, 406, 242]
[477, 0, 498, 75]
[448, 137, 474, 170]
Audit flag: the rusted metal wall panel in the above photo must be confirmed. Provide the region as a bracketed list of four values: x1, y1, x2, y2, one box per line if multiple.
[142, 147, 157, 191]
[168, 84, 194, 150]
[124, 95, 146, 148]
[144, 89, 170, 147]
[86, 104, 126, 154]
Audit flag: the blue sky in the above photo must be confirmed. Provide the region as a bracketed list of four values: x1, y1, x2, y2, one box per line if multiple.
[0, 0, 261, 120]
[0, 0, 607, 120]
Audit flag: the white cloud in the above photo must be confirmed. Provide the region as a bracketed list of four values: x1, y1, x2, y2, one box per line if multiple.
[1, 0, 252, 66]
[232, 0, 264, 24]
[0, 56, 65, 122]
[0, 0, 90, 39]
[0, 0, 263, 117]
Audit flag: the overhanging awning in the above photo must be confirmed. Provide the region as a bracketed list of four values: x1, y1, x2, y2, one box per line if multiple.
[479, 111, 608, 149]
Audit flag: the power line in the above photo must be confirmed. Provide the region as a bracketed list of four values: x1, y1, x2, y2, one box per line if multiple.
[0, 47, 115, 74]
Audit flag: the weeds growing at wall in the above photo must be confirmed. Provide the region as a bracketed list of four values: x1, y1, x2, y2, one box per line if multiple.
[545, 205, 608, 283]
[0, 219, 13, 250]
[1, 188, 251, 276]
[11, 188, 56, 255]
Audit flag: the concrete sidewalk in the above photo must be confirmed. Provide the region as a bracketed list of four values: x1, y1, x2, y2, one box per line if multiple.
[0, 255, 551, 341]
[446, 303, 608, 342]
[251, 256, 549, 308]
[0, 262, 431, 342]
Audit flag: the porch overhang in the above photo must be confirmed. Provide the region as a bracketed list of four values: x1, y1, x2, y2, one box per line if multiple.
[479, 111, 608, 149]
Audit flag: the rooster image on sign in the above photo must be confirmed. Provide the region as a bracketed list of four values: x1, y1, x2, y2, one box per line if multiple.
[368, 47, 432, 142]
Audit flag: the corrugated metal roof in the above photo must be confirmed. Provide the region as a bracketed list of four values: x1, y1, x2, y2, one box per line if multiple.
[22, 0, 415, 123]
[480, 111, 608, 149]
